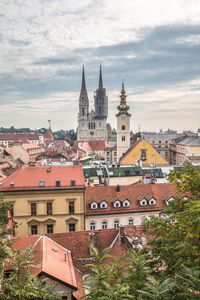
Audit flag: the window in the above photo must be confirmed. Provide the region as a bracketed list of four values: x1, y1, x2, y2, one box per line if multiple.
[47, 224, 53, 234]
[31, 203, 37, 216]
[69, 201, 75, 214]
[129, 218, 134, 226]
[149, 198, 156, 206]
[114, 220, 119, 228]
[123, 200, 130, 207]
[91, 202, 98, 209]
[113, 200, 121, 208]
[102, 221, 107, 229]
[100, 201, 107, 209]
[124, 170, 130, 176]
[10, 204, 14, 217]
[141, 150, 147, 161]
[82, 108, 84, 116]
[122, 125, 125, 130]
[31, 225, 38, 235]
[122, 136, 126, 141]
[90, 221, 96, 230]
[139, 199, 147, 206]
[56, 180, 61, 187]
[71, 180, 76, 186]
[40, 181, 45, 187]
[46, 202, 52, 215]
[69, 223, 76, 232]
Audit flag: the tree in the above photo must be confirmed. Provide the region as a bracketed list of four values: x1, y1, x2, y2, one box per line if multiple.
[83, 247, 133, 300]
[1, 247, 64, 300]
[143, 163, 200, 274]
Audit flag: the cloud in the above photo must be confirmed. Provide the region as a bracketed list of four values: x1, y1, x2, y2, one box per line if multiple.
[0, 1, 200, 131]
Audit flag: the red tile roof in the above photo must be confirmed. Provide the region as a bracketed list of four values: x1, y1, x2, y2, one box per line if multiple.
[0, 165, 85, 191]
[86, 183, 177, 215]
[10, 235, 77, 290]
[44, 129, 54, 139]
[0, 133, 41, 141]
[47, 228, 120, 272]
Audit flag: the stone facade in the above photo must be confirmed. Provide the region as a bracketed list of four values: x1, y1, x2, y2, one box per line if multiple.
[77, 66, 108, 141]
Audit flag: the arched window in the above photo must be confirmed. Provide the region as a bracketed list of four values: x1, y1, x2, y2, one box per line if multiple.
[122, 125, 125, 130]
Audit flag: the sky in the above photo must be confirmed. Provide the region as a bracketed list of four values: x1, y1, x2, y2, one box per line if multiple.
[0, 0, 200, 133]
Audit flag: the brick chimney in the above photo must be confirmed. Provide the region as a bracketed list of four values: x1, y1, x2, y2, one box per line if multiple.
[119, 226, 124, 245]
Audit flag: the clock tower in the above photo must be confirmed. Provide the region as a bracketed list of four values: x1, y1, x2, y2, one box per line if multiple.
[116, 82, 131, 161]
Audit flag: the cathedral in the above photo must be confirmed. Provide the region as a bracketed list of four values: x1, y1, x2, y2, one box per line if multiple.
[77, 66, 109, 141]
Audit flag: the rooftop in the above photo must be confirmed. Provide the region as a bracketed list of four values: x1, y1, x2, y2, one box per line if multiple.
[0, 165, 85, 191]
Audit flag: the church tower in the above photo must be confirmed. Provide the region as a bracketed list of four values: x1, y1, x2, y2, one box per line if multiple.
[94, 65, 108, 119]
[79, 65, 89, 120]
[116, 82, 131, 161]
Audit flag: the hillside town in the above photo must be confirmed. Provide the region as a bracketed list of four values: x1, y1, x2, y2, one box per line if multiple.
[0, 65, 200, 298]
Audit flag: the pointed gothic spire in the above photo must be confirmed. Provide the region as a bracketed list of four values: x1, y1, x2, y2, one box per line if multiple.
[81, 65, 86, 90]
[99, 64, 103, 89]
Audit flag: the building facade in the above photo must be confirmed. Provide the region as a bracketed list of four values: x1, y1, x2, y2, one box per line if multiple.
[170, 129, 200, 164]
[77, 66, 109, 141]
[116, 83, 131, 161]
[85, 183, 177, 231]
[1, 165, 85, 237]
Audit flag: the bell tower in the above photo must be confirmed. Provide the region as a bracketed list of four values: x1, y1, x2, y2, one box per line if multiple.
[116, 82, 131, 161]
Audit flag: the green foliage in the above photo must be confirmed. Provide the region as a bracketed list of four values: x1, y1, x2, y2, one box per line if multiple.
[130, 131, 141, 141]
[0, 126, 33, 133]
[1, 246, 65, 300]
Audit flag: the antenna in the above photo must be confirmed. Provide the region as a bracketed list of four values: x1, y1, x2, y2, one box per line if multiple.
[48, 120, 51, 129]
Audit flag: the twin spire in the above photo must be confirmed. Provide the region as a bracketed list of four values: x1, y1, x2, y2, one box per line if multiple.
[81, 65, 103, 91]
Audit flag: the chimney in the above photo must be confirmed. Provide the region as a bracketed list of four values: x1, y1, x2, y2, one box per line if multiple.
[144, 174, 152, 184]
[116, 184, 120, 192]
[89, 232, 96, 256]
[119, 226, 124, 245]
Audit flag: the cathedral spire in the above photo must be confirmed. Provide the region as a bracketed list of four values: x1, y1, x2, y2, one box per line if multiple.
[81, 65, 86, 90]
[99, 64, 103, 89]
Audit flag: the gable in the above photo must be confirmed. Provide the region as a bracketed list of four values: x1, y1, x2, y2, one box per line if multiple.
[120, 139, 168, 166]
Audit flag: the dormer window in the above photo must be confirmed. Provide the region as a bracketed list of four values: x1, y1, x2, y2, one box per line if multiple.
[71, 180, 76, 186]
[165, 197, 174, 206]
[40, 181, 45, 187]
[149, 198, 156, 206]
[113, 200, 121, 208]
[139, 199, 147, 206]
[55, 180, 60, 187]
[100, 201, 107, 209]
[91, 202, 98, 210]
[123, 200, 130, 207]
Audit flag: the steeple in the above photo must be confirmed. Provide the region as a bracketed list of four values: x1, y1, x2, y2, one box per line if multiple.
[116, 81, 131, 116]
[79, 65, 89, 120]
[99, 64, 103, 89]
[81, 65, 86, 90]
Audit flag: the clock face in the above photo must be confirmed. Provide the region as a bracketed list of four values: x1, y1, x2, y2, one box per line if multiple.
[121, 114, 126, 120]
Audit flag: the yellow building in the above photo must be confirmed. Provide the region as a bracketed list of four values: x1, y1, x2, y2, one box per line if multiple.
[0, 165, 85, 237]
[120, 138, 168, 166]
